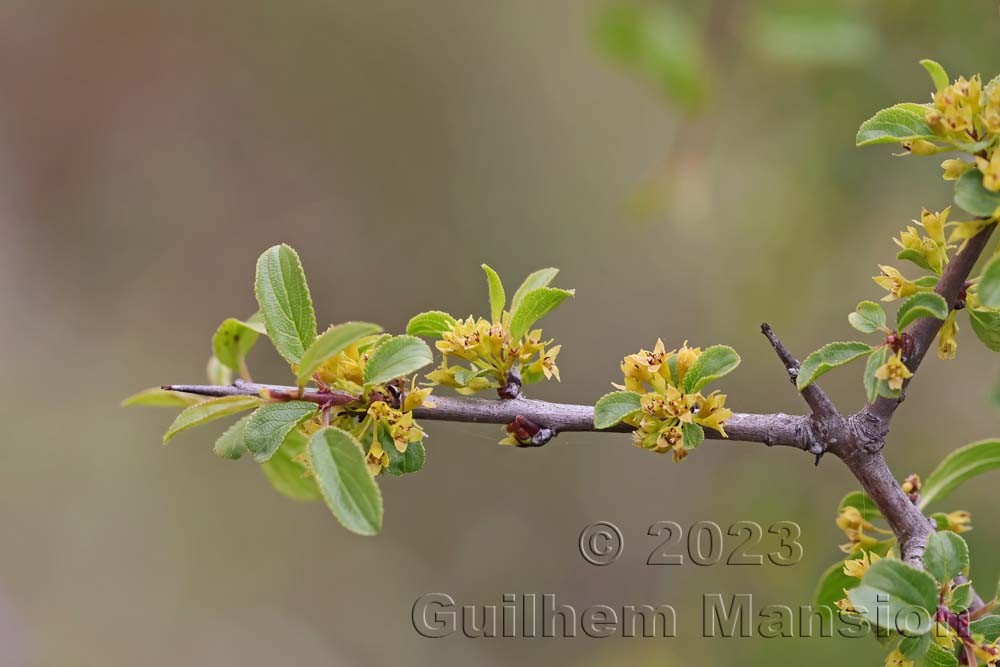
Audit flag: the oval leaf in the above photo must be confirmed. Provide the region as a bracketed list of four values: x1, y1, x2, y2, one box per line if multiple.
[954, 169, 1000, 217]
[849, 300, 888, 334]
[896, 292, 948, 331]
[362, 335, 433, 385]
[923, 531, 969, 586]
[260, 428, 321, 501]
[122, 387, 202, 408]
[920, 439, 1000, 509]
[856, 103, 937, 146]
[971, 616, 1000, 644]
[296, 322, 383, 385]
[481, 264, 506, 323]
[921, 643, 959, 667]
[594, 391, 642, 429]
[163, 395, 262, 443]
[683, 345, 741, 393]
[254, 244, 317, 364]
[214, 413, 252, 460]
[969, 307, 1000, 351]
[406, 311, 457, 337]
[510, 268, 559, 312]
[212, 317, 262, 372]
[978, 254, 1000, 309]
[847, 559, 938, 634]
[796, 341, 872, 390]
[508, 287, 574, 341]
[308, 427, 383, 536]
[920, 59, 949, 92]
[244, 401, 318, 463]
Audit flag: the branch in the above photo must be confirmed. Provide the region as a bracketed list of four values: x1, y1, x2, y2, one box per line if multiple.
[163, 381, 818, 451]
[761, 322, 840, 421]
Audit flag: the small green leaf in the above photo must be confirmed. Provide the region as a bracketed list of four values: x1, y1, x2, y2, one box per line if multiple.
[362, 335, 433, 385]
[308, 427, 383, 536]
[847, 559, 938, 634]
[207, 355, 232, 385]
[380, 425, 426, 476]
[244, 401, 318, 463]
[897, 248, 936, 273]
[510, 268, 559, 312]
[406, 311, 458, 337]
[593, 391, 642, 429]
[923, 531, 969, 586]
[920, 643, 959, 667]
[896, 292, 949, 331]
[979, 255, 1000, 309]
[949, 581, 973, 612]
[929, 513, 950, 531]
[849, 301, 888, 334]
[214, 414, 251, 460]
[954, 169, 1000, 217]
[212, 317, 262, 372]
[914, 276, 940, 289]
[863, 347, 886, 403]
[969, 307, 1000, 351]
[920, 59, 950, 92]
[899, 632, 930, 659]
[254, 244, 317, 364]
[163, 395, 262, 443]
[796, 341, 872, 390]
[971, 616, 1000, 643]
[260, 428, 321, 501]
[508, 287, 574, 341]
[920, 439, 1000, 509]
[839, 490, 883, 522]
[682, 345, 741, 393]
[815, 560, 860, 610]
[296, 322, 383, 385]
[122, 387, 202, 408]
[681, 422, 704, 450]
[856, 103, 937, 146]
[481, 264, 506, 323]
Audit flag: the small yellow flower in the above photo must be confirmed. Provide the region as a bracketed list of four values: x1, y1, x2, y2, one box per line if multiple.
[403, 381, 435, 411]
[902, 139, 939, 155]
[663, 384, 696, 423]
[874, 351, 913, 391]
[835, 595, 856, 614]
[941, 158, 973, 181]
[527, 344, 561, 381]
[837, 507, 891, 554]
[873, 266, 920, 301]
[945, 510, 972, 534]
[976, 152, 1000, 192]
[885, 648, 914, 667]
[843, 550, 882, 579]
[937, 311, 959, 360]
[693, 391, 732, 437]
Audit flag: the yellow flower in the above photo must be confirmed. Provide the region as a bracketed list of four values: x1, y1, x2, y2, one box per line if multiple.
[941, 158, 973, 181]
[875, 351, 913, 391]
[948, 219, 991, 248]
[976, 152, 1000, 192]
[693, 391, 732, 437]
[835, 596, 856, 614]
[837, 507, 890, 553]
[937, 311, 958, 360]
[945, 510, 972, 534]
[885, 648, 914, 667]
[902, 139, 939, 155]
[403, 381, 435, 411]
[673, 342, 701, 387]
[928, 76, 982, 138]
[663, 384, 696, 423]
[973, 641, 1000, 665]
[843, 550, 882, 579]
[873, 266, 920, 301]
[527, 344, 561, 381]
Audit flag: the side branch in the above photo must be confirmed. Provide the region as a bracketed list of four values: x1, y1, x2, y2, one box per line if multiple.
[761, 322, 839, 421]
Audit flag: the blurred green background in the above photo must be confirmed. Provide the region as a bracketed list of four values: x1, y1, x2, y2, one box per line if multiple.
[2, 1, 999, 664]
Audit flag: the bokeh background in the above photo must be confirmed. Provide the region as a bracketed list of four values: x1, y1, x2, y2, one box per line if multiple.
[2, 1, 999, 665]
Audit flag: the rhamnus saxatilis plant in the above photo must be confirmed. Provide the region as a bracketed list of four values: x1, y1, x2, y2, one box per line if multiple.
[127, 60, 1000, 665]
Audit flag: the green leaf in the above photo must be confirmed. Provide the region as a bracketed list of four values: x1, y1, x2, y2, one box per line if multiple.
[593, 391, 642, 429]
[214, 414, 251, 460]
[362, 335, 433, 385]
[406, 311, 458, 337]
[379, 425, 426, 476]
[920, 439, 1000, 509]
[969, 307, 1000, 351]
[919, 643, 959, 667]
[847, 560, 938, 634]
[212, 317, 262, 372]
[929, 513, 950, 531]
[121, 387, 202, 408]
[839, 490, 883, 522]
[260, 428, 321, 501]
[508, 287, 574, 341]
[254, 244, 317, 364]
[481, 264, 506, 322]
[244, 401, 318, 463]
[920, 59, 950, 92]
[510, 268, 559, 312]
[849, 301, 888, 334]
[899, 632, 931, 659]
[896, 292, 949, 331]
[682, 345, 741, 393]
[864, 347, 885, 403]
[856, 103, 937, 147]
[949, 581, 973, 612]
[308, 427, 383, 536]
[296, 322, 383, 385]
[162, 395, 262, 443]
[796, 342, 873, 390]
[914, 276, 940, 289]
[923, 531, 969, 585]
[979, 254, 1000, 309]
[815, 560, 859, 610]
[954, 169, 1000, 217]
[897, 248, 936, 273]
[681, 422, 704, 450]
[207, 355, 232, 385]
[970, 616, 1000, 643]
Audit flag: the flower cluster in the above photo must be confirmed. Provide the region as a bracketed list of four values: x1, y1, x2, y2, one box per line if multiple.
[924, 73, 1000, 193]
[613, 340, 735, 462]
